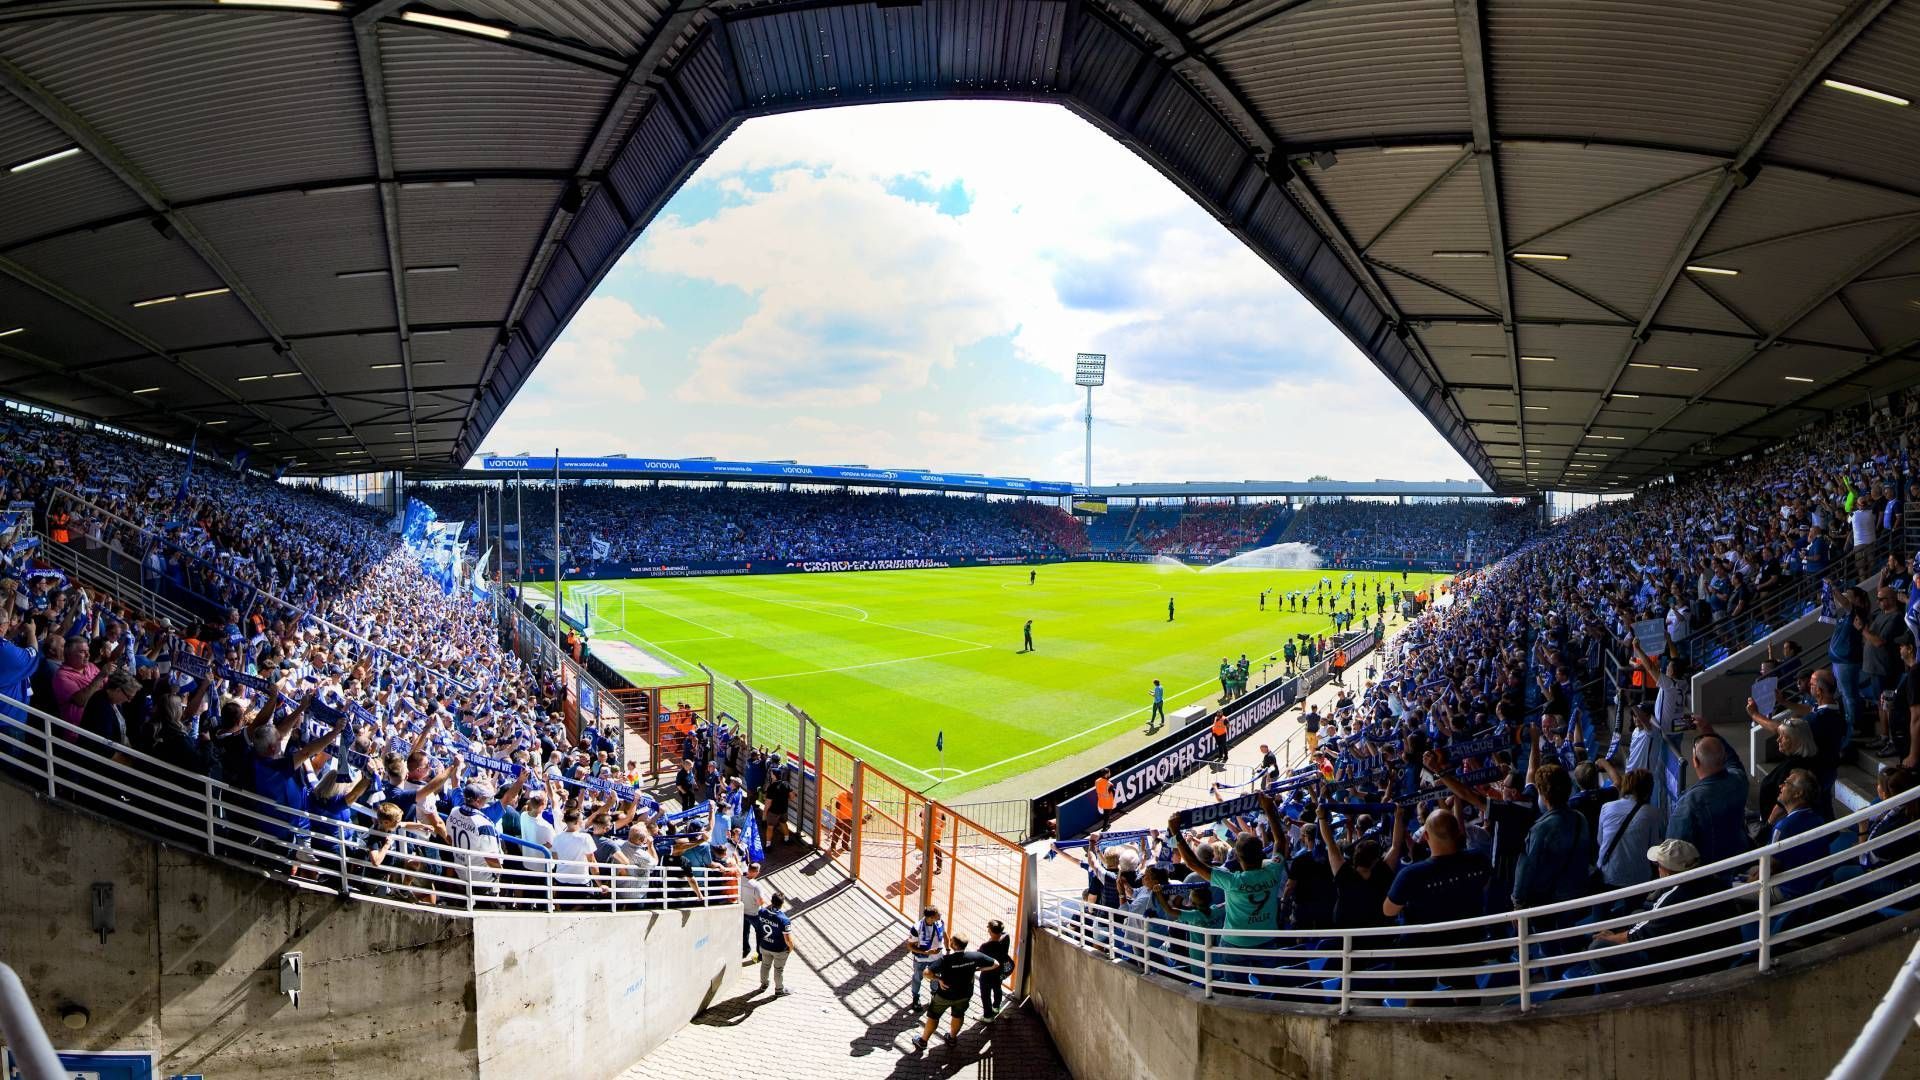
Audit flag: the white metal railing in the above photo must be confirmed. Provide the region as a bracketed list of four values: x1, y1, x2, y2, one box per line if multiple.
[1039, 781, 1920, 1014]
[0, 694, 739, 917]
[35, 530, 200, 629]
[1830, 938, 1920, 1079]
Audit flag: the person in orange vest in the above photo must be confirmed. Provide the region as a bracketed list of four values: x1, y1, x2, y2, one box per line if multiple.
[1210, 712, 1229, 767]
[928, 809, 949, 874]
[47, 505, 69, 545]
[1094, 767, 1116, 828]
[1332, 647, 1349, 685]
[829, 788, 855, 854]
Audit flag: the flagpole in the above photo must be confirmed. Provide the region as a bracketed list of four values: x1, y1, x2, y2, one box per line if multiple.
[515, 473, 524, 596]
[552, 449, 563, 653]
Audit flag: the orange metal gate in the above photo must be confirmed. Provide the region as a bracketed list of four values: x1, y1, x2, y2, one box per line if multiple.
[818, 737, 1034, 981]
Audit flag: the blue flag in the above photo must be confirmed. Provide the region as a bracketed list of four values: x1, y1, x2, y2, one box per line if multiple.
[935, 730, 944, 752]
[742, 805, 765, 863]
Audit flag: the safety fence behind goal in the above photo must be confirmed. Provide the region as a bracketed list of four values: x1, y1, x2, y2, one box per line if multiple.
[816, 735, 1038, 989]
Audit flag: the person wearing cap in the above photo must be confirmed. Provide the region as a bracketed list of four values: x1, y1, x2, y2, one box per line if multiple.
[1585, 838, 1741, 985]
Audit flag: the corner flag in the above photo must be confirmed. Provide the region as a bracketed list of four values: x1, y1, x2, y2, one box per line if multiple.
[935, 731, 944, 752]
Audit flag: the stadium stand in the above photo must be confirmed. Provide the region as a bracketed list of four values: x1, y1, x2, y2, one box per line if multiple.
[0, 410, 762, 912]
[1133, 502, 1291, 558]
[1283, 501, 1536, 567]
[1039, 389, 1920, 1012]
[417, 485, 1088, 565]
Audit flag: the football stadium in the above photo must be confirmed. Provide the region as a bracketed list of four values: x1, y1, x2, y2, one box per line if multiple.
[7, 4, 1920, 1080]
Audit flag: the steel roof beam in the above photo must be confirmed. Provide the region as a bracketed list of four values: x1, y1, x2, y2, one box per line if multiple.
[1453, 0, 1526, 470]
[352, 0, 420, 463]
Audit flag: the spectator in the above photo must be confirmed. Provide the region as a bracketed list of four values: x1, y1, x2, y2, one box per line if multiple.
[976, 919, 1011, 1020]
[1593, 764, 1663, 897]
[741, 862, 769, 961]
[909, 932, 1002, 1051]
[1664, 725, 1748, 869]
[1586, 839, 1742, 984]
[753, 893, 794, 996]
[907, 906, 947, 1010]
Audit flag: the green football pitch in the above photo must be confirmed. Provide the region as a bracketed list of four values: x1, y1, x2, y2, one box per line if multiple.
[528, 563, 1446, 797]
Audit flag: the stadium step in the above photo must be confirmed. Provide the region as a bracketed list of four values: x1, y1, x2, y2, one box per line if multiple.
[621, 845, 1070, 1080]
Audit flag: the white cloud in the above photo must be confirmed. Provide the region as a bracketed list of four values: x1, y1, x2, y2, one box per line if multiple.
[480, 102, 1474, 486]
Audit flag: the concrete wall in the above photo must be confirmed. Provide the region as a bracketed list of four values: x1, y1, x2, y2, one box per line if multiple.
[1029, 919, 1920, 1080]
[0, 781, 737, 1078]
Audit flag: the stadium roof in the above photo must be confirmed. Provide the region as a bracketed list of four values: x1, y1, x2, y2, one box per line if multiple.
[1090, 479, 1500, 500]
[1, 1, 1917, 494]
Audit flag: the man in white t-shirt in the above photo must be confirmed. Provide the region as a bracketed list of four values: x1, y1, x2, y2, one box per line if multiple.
[740, 862, 770, 962]
[550, 808, 600, 902]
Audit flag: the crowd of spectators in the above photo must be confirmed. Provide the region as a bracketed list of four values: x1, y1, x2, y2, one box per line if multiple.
[417, 485, 1087, 565]
[1056, 389, 1920, 1001]
[1286, 501, 1536, 567]
[0, 410, 782, 909]
[1133, 502, 1289, 557]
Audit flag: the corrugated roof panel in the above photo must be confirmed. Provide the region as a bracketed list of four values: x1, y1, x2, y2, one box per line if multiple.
[183, 187, 394, 339]
[1766, 2, 1920, 197]
[1514, 324, 1636, 389]
[1488, 0, 1850, 155]
[1687, 218, 1908, 338]
[0, 97, 146, 251]
[1648, 275, 1755, 336]
[1712, 341, 1862, 400]
[395, 181, 558, 324]
[1065, 14, 1146, 117]
[10, 217, 258, 353]
[1698, 168, 1920, 259]
[380, 24, 620, 172]
[1516, 172, 1719, 321]
[1, 12, 372, 204]
[1213, 0, 1470, 145]
[428, 0, 666, 56]
[1364, 167, 1499, 309]
[1500, 143, 1722, 250]
[1300, 147, 1464, 250]
[1842, 275, 1920, 353]
[560, 186, 629, 282]
[1785, 296, 1877, 351]
[674, 31, 744, 135]
[0, 277, 144, 366]
[608, 104, 693, 221]
[1633, 328, 1753, 377]
[1506, 263, 1629, 322]
[1134, 77, 1245, 203]
[1377, 264, 1493, 317]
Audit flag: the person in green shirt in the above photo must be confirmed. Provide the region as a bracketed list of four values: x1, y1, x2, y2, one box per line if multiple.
[1169, 792, 1290, 986]
[1218, 658, 1232, 698]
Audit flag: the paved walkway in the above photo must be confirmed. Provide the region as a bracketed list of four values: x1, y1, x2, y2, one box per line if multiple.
[622, 846, 1070, 1080]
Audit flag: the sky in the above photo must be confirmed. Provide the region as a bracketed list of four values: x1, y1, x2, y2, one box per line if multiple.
[476, 101, 1473, 486]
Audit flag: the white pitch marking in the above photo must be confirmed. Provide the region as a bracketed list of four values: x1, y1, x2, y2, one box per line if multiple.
[743, 644, 990, 683]
[696, 580, 991, 649]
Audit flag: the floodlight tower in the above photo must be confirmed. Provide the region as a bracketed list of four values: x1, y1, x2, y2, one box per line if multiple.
[1075, 353, 1106, 490]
